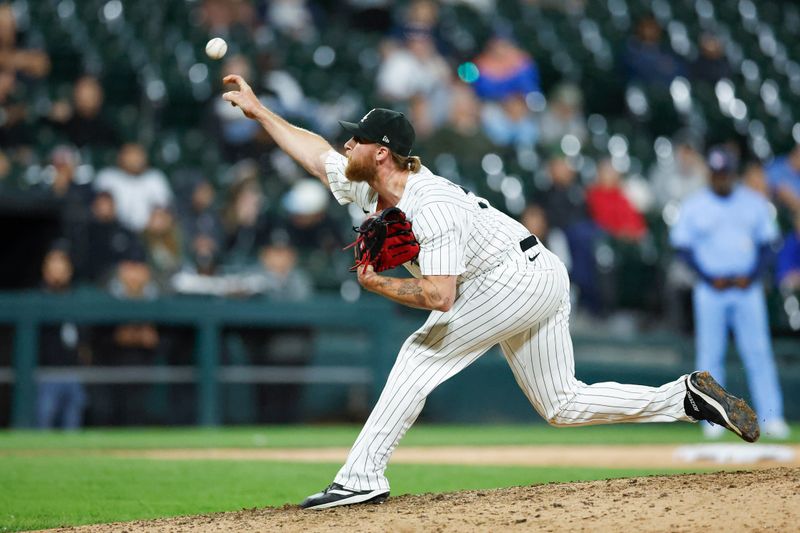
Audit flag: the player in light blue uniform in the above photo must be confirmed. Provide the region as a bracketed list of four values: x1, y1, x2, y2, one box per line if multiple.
[670, 147, 789, 439]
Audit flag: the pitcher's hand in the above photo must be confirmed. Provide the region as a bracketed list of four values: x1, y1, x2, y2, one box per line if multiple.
[222, 74, 263, 120]
[357, 264, 381, 291]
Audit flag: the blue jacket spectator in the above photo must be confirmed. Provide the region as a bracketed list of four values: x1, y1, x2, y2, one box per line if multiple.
[766, 144, 800, 213]
[472, 36, 540, 101]
[622, 15, 684, 87]
[776, 213, 800, 291]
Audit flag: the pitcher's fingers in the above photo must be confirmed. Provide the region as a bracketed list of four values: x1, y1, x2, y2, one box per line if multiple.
[221, 91, 239, 102]
[222, 74, 248, 88]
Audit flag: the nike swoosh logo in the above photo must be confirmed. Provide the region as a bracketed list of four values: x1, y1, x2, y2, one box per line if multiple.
[528, 252, 540, 262]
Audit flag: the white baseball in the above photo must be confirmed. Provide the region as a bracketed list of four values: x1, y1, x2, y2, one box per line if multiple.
[205, 38, 228, 60]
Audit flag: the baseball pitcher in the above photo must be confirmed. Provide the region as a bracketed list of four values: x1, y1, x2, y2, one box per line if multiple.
[222, 75, 760, 511]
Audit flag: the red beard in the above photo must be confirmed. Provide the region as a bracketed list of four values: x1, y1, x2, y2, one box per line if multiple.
[345, 154, 377, 183]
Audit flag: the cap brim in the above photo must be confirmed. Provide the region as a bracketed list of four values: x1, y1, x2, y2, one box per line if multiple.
[339, 120, 371, 140]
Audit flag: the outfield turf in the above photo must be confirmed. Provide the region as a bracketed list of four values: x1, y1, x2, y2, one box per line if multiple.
[1, 423, 796, 532]
[2, 421, 788, 450]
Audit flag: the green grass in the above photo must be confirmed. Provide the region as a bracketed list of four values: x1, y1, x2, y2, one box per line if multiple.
[3, 422, 795, 451]
[0, 456, 699, 532]
[0, 423, 796, 531]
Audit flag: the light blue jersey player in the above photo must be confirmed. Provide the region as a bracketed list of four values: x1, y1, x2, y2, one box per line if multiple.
[671, 146, 789, 439]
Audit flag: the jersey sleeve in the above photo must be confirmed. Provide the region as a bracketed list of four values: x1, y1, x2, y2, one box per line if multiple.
[412, 205, 466, 276]
[669, 201, 696, 249]
[324, 150, 375, 211]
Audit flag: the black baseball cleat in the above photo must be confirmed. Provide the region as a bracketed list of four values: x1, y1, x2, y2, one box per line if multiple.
[300, 483, 389, 510]
[684, 371, 760, 443]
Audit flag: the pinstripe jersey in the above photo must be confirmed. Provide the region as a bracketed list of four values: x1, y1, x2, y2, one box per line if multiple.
[325, 150, 530, 281]
[323, 149, 694, 495]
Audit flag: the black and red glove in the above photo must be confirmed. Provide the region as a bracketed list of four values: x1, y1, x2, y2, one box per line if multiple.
[345, 207, 420, 272]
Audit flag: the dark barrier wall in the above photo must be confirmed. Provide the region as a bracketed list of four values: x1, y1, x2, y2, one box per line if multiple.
[1, 291, 799, 427]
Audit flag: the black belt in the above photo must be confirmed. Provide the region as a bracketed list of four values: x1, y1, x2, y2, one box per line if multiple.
[519, 235, 539, 252]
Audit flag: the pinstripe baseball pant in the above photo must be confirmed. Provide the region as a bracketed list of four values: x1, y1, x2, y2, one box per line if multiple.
[334, 244, 691, 491]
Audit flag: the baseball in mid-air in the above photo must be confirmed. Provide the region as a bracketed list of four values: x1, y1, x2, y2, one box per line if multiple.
[205, 37, 227, 60]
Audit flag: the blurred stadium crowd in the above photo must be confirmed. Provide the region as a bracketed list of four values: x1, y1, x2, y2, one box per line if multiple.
[4, 0, 800, 334]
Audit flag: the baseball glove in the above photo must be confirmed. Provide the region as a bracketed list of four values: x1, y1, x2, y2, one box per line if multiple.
[345, 207, 420, 272]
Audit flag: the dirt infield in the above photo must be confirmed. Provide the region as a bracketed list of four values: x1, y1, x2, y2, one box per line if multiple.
[49, 467, 800, 532]
[105, 444, 800, 469]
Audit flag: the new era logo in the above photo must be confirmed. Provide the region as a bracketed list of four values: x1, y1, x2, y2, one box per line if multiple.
[382, 135, 390, 143]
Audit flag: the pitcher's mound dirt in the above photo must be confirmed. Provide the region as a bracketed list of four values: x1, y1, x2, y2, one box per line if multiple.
[52, 467, 799, 532]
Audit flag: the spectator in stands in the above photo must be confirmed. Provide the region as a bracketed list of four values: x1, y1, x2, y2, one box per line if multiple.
[83, 191, 138, 284]
[90, 247, 162, 425]
[415, 82, 496, 190]
[649, 134, 708, 210]
[391, 0, 450, 57]
[473, 34, 540, 148]
[281, 178, 347, 288]
[766, 143, 800, 214]
[671, 146, 788, 439]
[254, 231, 313, 300]
[210, 55, 274, 162]
[689, 33, 732, 87]
[198, 0, 256, 39]
[191, 233, 221, 275]
[47, 75, 120, 148]
[536, 154, 600, 313]
[282, 178, 343, 248]
[108, 247, 160, 302]
[538, 83, 588, 153]
[0, 4, 50, 80]
[261, 0, 318, 43]
[776, 211, 800, 292]
[172, 228, 221, 294]
[0, 68, 32, 151]
[142, 206, 183, 291]
[253, 232, 315, 423]
[395, 0, 441, 36]
[0, 4, 48, 164]
[223, 228, 315, 423]
[473, 33, 540, 101]
[480, 92, 539, 149]
[179, 178, 222, 245]
[40, 146, 92, 260]
[37, 243, 88, 430]
[586, 158, 647, 242]
[94, 143, 173, 233]
[520, 203, 571, 269]
[222, 170, 269, 268]
[376, 26, 450, 137]
[622, 15, 684, 88]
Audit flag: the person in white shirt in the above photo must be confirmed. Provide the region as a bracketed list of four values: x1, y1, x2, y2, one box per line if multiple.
[94, 143, 173, 233]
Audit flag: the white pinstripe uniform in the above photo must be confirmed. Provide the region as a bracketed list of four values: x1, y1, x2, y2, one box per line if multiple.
[325, 150, 692, 492]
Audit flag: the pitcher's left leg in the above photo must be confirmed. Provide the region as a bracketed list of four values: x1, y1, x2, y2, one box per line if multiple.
[501, 293, 690, 425]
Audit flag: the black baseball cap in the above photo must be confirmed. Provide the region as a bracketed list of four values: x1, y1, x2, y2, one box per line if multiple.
[339, 108, 415, 157]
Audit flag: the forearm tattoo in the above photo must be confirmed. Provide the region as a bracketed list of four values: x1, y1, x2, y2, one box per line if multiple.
[370, 275, 451, 310]
[397, 280, 423, 296]
[398, 279, 426, 306]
